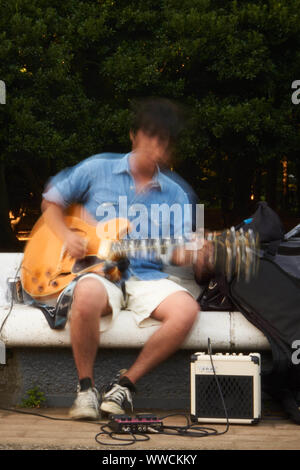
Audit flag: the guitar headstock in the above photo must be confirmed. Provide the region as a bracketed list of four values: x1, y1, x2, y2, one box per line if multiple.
[210, 227, 260, 282]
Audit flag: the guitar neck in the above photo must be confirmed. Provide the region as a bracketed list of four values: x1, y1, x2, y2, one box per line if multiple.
[110, 236, 202, 264]
[109, 227, 260, 283]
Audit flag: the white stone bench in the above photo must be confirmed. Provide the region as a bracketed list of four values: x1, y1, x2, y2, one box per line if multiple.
[0, 253, 270, 355]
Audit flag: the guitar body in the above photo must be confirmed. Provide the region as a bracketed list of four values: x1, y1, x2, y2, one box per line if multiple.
[21, 206, 131, 302]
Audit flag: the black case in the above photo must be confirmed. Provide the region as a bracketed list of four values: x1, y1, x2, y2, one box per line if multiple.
[229, 236, 300, 423]
[197, 202, 300, 423]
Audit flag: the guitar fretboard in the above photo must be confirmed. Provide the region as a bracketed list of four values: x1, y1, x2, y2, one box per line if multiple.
[107, 227, 260, 282]
[110, 237, 197, 263]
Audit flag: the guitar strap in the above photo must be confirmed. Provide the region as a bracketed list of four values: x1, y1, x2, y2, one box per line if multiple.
[24, 275, 85, 330]
[25, 272, 128, 330]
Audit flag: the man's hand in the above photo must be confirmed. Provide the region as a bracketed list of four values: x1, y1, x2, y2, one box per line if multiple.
[172, 239, 214, 277]
[172, 246, 195, 265]
[42, 200, 87, 259]
[64, 230, 87, 259]
[193, 240, 215, 283]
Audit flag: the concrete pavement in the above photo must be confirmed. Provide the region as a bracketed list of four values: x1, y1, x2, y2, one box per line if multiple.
[0, 407, 300, 450]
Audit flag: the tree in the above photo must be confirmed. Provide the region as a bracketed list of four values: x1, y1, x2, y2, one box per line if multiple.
[1, 0, 300, 249]
[0, 0, 99, 247]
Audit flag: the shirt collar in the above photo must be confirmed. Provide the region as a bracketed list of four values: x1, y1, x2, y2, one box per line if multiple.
[112, 152, 164, 191]
[112, 153, 131, 175]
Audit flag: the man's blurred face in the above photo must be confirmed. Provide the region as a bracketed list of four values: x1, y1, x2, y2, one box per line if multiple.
[130, 130, 171, 170]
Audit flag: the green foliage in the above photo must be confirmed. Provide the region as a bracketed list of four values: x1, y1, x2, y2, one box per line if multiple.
[0, 0, 300, 231]
[20, 386, 46, 408]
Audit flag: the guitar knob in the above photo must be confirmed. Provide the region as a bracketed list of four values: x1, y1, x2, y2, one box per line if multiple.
[38, 285, 44, 292]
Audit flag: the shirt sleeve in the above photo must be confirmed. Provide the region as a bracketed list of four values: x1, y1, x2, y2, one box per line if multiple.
[42, 161, 92, 208]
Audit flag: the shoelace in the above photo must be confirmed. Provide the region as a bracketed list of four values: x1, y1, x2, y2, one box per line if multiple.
[101, 369, 128, 394]
[105, 384, 133, 411]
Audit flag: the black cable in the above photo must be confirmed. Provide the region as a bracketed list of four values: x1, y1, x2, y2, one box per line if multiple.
[0, 406, 104, 424]
[207, 337, 230, 435]
[95, 424, 150, 447]
[158, 412, 216, 438]
[0, 294, 14, 336]
[160, 412, 190, 427]
[0, 261, 22, 336]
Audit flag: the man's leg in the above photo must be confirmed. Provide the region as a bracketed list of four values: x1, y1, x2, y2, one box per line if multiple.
[70, 277, 111, 384]
[123, 291, 199, 385]
[100, 287, 198, 415]
[69, 276, 119, 420]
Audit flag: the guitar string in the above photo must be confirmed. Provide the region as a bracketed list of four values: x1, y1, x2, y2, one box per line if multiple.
[22, 230, 259, 295]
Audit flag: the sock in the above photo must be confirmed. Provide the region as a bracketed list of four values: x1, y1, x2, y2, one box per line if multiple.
[119, 376, 136, 393]
[79, 377, 93, 391]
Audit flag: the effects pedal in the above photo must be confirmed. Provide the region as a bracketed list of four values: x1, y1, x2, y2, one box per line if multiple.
[108, 414, 163, 434]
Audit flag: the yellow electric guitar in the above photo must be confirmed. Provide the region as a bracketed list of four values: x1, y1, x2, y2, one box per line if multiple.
[21, 205, 259, 303]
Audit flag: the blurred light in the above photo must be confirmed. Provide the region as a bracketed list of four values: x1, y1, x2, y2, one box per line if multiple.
[16, 231, 31, 241]
[9, 211, 22, 227]
[282, 158, 288, 195]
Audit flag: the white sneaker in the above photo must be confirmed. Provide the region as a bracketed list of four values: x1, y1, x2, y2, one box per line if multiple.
[100, 383, 133, 415]
[69, 386, 100, 420]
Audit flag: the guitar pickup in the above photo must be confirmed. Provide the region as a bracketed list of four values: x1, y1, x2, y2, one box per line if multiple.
[72, 256, 104, 274]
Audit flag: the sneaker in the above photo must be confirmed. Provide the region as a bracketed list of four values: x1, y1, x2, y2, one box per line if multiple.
[69, 386, 100, 420]
[100, 369, 135, 415]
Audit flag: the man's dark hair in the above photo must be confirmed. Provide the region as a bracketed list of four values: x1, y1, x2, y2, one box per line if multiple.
[130, 97, 185, 143]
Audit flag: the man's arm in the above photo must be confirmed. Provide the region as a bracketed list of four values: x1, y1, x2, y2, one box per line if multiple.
[41, 199, 86, 259]
[41, 158, 97, 258]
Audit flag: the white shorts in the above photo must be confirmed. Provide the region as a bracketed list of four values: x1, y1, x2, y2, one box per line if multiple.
[66, 273, 193, 332]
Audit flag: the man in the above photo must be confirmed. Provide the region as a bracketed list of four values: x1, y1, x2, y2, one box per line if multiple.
[41, 98, 203, 420]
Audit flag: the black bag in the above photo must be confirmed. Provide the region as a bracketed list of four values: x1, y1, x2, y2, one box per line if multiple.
[197, 202, 300, 423]
[198, 276, 236, 311]
[229, 234, 300, 423]
[197, 201, 285, 309]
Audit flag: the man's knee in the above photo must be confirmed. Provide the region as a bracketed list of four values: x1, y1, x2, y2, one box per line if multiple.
[175, 295, 199, 328]
[153, 291, 199, 327]
[71, 278, 109, 320]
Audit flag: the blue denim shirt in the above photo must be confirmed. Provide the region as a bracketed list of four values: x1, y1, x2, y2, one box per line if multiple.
[43, 153, 192, 280]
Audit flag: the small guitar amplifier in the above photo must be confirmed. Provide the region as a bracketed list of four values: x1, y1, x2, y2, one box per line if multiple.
[190, 352, 261, 424]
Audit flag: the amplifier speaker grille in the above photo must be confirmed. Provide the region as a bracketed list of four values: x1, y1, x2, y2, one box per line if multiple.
[195, 375, 254, 419]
